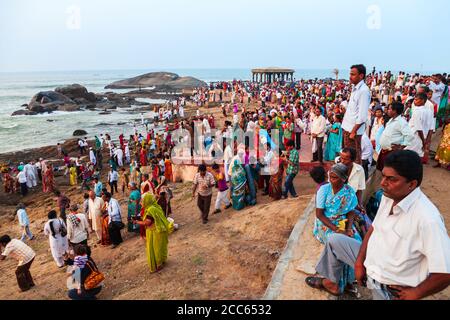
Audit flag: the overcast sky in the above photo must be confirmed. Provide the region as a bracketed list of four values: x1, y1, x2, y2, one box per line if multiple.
[1, 0, 449, 72]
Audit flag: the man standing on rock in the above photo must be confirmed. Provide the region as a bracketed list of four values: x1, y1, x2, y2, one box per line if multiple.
[89, 147, 97, 167]
[342, 65, 371, 164]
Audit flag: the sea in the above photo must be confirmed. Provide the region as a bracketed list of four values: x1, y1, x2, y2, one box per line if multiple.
[0, 67, 430, 154]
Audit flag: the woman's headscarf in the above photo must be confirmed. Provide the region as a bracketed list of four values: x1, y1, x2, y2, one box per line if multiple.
[142, 193, 172, 234]
[330, 163, 349, 182]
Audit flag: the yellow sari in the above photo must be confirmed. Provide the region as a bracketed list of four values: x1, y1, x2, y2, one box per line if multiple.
[69, 167, 77, 185]
[142, 193, 174, 273]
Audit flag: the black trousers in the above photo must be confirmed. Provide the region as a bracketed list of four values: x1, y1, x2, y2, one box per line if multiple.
[20, 183, 28, 196]
[197, 194, 212, 223]
[108, 221, 123, 245]
[37, 169, 42, 181]
[16, 258, 35, 292]
[110, 181, 118, 195]
[362, 159, 370, 181]
[295, 132, 302, 150]
[312, 137, 324, 163]
[263, 175, 270, 193]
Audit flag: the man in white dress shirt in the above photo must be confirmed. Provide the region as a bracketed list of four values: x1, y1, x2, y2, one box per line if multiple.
[306, 150, 450, 299]
[406, 93, 433, 158]
[311, 107, 326, 164]
[342, 65, 371, 164]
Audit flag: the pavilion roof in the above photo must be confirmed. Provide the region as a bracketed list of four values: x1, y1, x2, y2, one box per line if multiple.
[251, 67, 295, 73]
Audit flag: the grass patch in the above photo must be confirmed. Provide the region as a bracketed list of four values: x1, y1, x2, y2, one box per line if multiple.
[192, 255, 205, 266]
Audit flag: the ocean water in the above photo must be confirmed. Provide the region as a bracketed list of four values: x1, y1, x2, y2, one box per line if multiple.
[0, 68, 347, 154]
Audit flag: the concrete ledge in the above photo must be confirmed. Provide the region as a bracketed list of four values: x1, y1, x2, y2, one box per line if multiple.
[262, 196, 316, 300]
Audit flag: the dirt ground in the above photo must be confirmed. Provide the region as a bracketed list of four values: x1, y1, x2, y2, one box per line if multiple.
[0, 169, 316, 300]
[0, 101, 318, 300]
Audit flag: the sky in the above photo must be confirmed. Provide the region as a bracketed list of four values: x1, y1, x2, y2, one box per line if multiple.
[0, 0, 449, 73]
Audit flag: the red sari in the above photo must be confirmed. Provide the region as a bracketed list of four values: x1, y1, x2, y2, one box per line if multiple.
[101, 214, 111, 246]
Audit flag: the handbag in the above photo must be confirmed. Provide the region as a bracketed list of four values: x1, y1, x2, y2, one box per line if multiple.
[84, 260, 105, 290]
[59, 219, 67, 237]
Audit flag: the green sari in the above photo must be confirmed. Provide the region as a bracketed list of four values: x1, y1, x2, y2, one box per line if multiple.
[437, 85, 449, 129]
[127, 189, 141, 233]
[142, 193, 173, 273]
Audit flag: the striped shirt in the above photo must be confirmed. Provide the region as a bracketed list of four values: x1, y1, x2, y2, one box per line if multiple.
[1, 239, 36, 266]
[286, 149, 299, 175]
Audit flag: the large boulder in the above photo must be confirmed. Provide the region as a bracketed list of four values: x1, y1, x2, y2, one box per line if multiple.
[29, 91, 74, 106]
[73, 130, 87, 136]
[55, 84, 88, 99]
[105, 72, 207, 91]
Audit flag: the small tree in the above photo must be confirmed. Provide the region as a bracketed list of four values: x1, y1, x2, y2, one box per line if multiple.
[333, 68, 339, 80]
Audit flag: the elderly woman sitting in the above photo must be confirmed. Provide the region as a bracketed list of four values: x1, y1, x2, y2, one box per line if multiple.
[308, 163, 362, 296]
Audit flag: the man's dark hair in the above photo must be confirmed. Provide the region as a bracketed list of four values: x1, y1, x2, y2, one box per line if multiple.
[103, 192, 112, 200]
[48, 210, 57, 220]
[384, 150, 423, 186]
[416, 92, 428, 102]
[198, 164, 207, 172]
[310, 166, 326, 184]
[212, 164, 219, 170]
[351, 64, 367, 78]
[341, 147, 357, 162]
[390, 102, 404, 115]
[0, 235, 11, 245]
[286, 140, 295, 148]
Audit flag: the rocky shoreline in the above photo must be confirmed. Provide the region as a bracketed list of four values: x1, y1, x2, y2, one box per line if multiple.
[11, 71, 203, 116]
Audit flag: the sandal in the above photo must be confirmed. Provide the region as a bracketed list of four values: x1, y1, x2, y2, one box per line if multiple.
[305, 276, 341, 297]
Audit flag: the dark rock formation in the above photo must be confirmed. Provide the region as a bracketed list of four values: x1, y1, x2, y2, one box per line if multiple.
[73, 130, 87, 136]
[55, 84, 97, 102]
[105, 72, 207, 91]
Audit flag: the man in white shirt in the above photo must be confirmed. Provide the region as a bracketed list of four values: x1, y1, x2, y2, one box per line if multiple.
[103, 192, 123, 248]
[361, 133, 374, 180]
[17, 169, 28, 196]
[406, 93, 433, 158]
[429, 75, 445, 106]
[311, 107, 326, 164]
[223, 139, 234, 183]
[107, 167, 119, 196]
[307, 150, 450, 299]
[89, 147, 97, 166]
[340, 148, 366, 209]
[342, 65, 371, 164]
[88, 191, 105, 243]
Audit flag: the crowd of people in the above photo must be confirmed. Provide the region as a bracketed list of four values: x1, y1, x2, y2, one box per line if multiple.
[1, 64, 449, 300]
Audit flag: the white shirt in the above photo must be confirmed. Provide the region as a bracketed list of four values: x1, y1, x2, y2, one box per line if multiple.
[365, 188, 450, 287]
[1, 239, 35, 266]
[67, 213, 90, 244]
[311, 115, 326, 138]
[224, 145, 233, 163]
[348, 163, 366, 192]
[406, 106, 433, 157]
[379, 116, 414, 151]
[107, 198, 122, 223]
[108, 170, 119, 183]
[429, 81, 445, 106]
[361, 134, 373, 164]
[17, 171, 27, 183]
[342, 80, 371, 135]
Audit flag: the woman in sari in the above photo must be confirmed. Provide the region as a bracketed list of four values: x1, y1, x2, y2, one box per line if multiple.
[69, 164, 78, 186]
[324, 114, 343, 161]
[269, 156, 284, 200]
[164, 156, 173, 182]
[2, 169, 14, 193]
[230, 159, 247, 210]
[100, 205, 111, 246]
[434, 117, 450, 170]
[132, 193, 173, 273]
[127, 183, 141, 233]
[436, 79, 448, 129]
[43, 163, 56, 193]
[155, 176, 172, 217]
[310, 163, 361, 293]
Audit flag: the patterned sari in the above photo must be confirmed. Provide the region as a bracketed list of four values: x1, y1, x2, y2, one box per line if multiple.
[231, 160, 247, 211]
[313, 183, 362, 290]
[269, 158, 284, 200]
[435, 123, 450, 166]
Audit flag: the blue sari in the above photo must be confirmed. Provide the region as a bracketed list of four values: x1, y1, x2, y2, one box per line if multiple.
[324, 123, 343, 161]
[231, 160, 247, 211]
[313, 183, 362, 290]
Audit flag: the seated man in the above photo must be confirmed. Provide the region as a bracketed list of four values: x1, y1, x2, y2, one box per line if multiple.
[306, 150, 450, 300]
